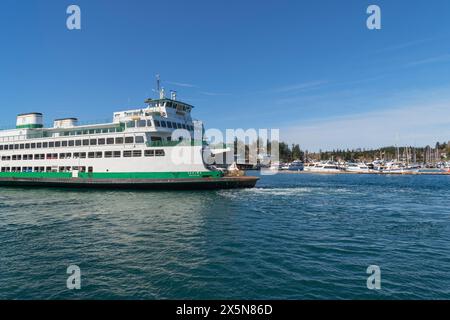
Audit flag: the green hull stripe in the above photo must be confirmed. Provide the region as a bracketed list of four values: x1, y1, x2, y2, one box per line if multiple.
[0, 171, 223, 180]
[16, 124, 44, 129]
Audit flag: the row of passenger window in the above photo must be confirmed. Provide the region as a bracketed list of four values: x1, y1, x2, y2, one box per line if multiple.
[1, 166, 93, 173]
[127, 119, 194, 131]
[0, 149, 165, 161]
[0, 136, 145, 151]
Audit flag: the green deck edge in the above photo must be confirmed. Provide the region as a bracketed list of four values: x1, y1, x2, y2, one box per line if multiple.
[0, 171, 223, 180]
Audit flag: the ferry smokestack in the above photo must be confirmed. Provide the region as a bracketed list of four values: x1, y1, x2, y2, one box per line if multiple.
[16, 112, 43, 129]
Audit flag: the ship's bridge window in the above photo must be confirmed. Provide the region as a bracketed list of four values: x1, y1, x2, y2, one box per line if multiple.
[167, 122, 173, 128]
[75, 140, 82, 146]
[161, 121, 167, 128]
[125, 137, 134, 144]
[154, 120, 161, 127]
[62, 141, 68, 147]
[151, 136, 162, 142]
[68, 140, 75, 147]
[20, 144, 25, 150]
[90, 139, 97, 146]
[127, 121, 136, 128]
[43, 142, 48, 148]
[135, 136, 144, 144]
[106, 138, 114, 145]
[49, 142, 55, 148]
[55, 141, 61, 148]
[138, 120, 146, 128]
[98, 138, 106, 145]
[147, 120, 153, 127]
[31, 143, 36, 148]
[82, 139, 89, 146]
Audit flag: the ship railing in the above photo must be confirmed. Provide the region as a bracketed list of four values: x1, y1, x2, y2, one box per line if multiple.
[146, 140, 206, 148]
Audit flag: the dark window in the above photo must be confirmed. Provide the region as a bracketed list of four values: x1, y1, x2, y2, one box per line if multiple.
[107, 138, 114, 145]
[161, 121, 167, 128]
[98, 138, 105, 145]
[154, 120, 161, 127]
[31, 143, 36, 149]
[123, 151, 132, 157]
[80, 153, 86, 159]
[49, 142, 54, 148]
[177, 123, 182, 129]
[37, 143, 42, 148]
[90, 139, 97, 146]
[68, 140, 75, 147]
[144, 150, 155, 157]
[20, 144, 25, 150]
[147, 120, 153, 127]
[95, 152, 102, 158]
[62, 141, 68, 147]
[113, 151, 121, 158]
[88, 152, 95, 158]
[115, 137, 124, 144]
[127, 121, 136, 128]
[83, 139, 89, 146]
[138, 120, 146, 127]
[43, 142, 48, 148]
[105, 151, 113, 158]
[132, 150, 142, 157]
[125, 137, 134, 144]
[55, 141, 61, 148]
[167, 122, 173, 128]
[135, 136, 144, 144]
[155, 150, 165, 157]
[75, 140, 82, 146]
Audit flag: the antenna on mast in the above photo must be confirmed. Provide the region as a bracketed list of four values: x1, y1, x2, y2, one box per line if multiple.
[156, 74, 161, 96]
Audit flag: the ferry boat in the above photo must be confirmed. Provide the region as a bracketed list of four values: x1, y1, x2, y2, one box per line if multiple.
[0, 86, 258, 189]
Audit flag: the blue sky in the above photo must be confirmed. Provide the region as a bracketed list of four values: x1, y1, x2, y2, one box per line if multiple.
[1, 0, 450, 150]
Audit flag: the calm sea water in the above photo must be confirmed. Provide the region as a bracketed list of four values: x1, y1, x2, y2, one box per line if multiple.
[1, 173, 450, 300]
